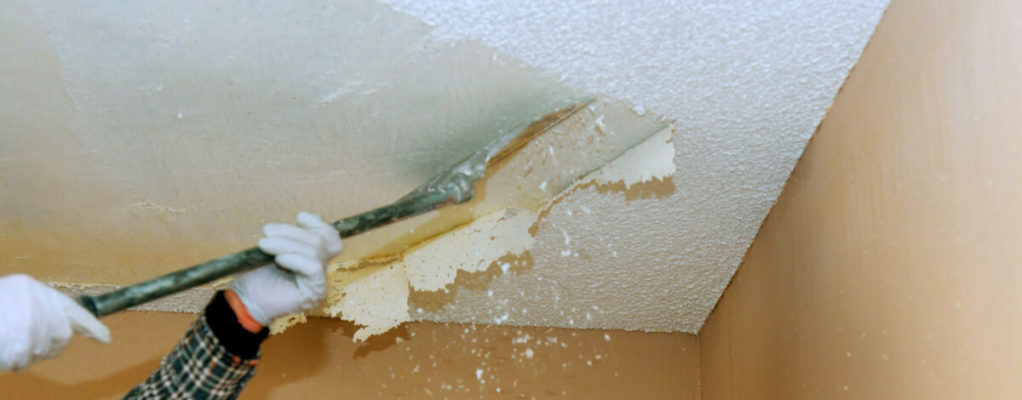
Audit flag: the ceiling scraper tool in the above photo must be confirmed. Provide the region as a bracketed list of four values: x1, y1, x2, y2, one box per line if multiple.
[78, 99, 666, 317]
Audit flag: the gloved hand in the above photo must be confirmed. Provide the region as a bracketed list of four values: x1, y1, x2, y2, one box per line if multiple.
[229, 212, 343, 326]
[0, 274, 111, 371]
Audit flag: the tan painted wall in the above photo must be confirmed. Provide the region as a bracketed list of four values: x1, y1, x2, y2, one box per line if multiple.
[699, 0, 1022, 399]
[0, 311, 699, 399]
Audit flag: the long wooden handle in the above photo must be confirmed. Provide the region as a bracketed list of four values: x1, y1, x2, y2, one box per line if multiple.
[77, 188, 459, 317]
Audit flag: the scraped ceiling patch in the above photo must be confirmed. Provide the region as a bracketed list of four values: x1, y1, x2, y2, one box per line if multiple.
[273, 123, 676, 340]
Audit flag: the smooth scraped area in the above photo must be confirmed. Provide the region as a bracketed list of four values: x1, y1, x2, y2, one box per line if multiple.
[590, 129, 675, 189]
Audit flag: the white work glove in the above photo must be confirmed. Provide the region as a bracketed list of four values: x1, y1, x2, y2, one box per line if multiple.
[229, 212, 343, 326]
[0, 274, 111, 371]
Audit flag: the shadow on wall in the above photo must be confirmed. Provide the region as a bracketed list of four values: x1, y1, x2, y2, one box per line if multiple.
[0, 356, 162, 399]
[247, 319, 411, 400]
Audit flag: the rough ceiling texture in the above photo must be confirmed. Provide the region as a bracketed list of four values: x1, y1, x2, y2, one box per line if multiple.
[1, 0, 888, 334]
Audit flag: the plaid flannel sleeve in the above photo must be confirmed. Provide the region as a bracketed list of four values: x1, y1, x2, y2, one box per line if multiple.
[124, 291, 269, 400]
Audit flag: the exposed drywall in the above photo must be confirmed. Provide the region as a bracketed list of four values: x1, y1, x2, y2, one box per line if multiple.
[2, 0, 888, 334]
[700, 0, 1022, 398]
[0, 311, 700, 399]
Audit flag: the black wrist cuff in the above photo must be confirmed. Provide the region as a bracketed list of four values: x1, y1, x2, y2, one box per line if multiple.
[204, 290, 269, 359]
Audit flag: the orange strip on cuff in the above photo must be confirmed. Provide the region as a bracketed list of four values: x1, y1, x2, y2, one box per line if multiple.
[224, 289, 265, 334]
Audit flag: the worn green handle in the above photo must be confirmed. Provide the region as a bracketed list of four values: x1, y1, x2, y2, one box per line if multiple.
[77, 187, 462, 317]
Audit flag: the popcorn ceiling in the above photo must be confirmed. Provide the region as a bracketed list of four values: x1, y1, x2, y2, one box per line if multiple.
[379, 0, 889, 333]
[379, 0, 890, 130]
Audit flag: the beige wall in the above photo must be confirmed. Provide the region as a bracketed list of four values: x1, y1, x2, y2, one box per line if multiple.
[700, 0, 1022, 399]
[0, 311, 699, 399]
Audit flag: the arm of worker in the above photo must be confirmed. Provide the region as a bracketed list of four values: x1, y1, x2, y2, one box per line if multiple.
[0, 275, 111, 371]
[124, 212, 343, 400]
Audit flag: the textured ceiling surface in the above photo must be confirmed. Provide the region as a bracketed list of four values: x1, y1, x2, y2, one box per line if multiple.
[1, 0, 887, 333]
